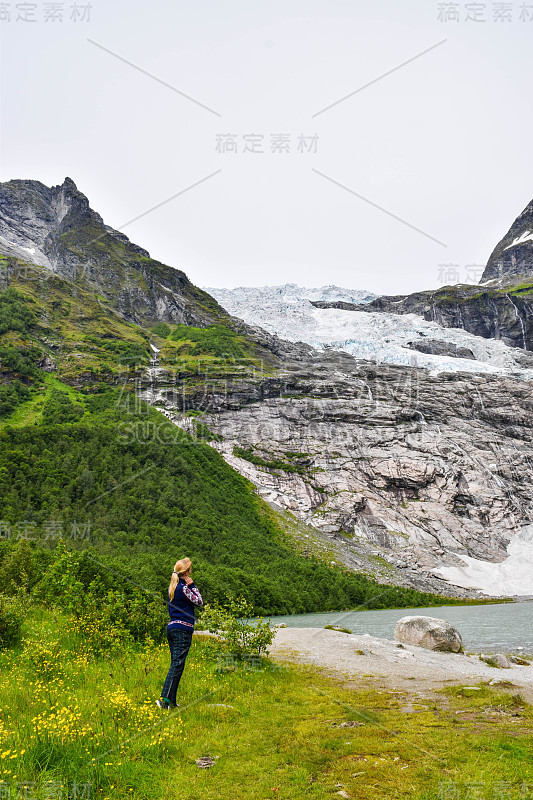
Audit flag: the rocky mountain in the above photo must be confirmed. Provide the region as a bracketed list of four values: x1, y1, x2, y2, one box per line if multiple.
[0, 177, 226, 329]
[3, 176, 533, 599]
[142, 347, 533, 598]
[348, 283, 533, 353]
[482, 196, 533, 282]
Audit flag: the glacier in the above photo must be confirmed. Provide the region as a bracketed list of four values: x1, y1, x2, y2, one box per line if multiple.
[206, 283, 533, 378]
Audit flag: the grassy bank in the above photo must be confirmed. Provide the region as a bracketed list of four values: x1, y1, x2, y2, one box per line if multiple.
[1, 605, 532, 800]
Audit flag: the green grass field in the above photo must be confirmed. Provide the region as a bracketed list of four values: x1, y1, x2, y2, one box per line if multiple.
[1, 605, 532, 800]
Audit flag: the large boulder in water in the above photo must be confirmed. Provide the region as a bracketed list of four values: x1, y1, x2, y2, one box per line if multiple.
[394, 616, 463, 652]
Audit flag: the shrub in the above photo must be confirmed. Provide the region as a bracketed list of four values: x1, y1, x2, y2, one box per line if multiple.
[22, 636, 63, 680]
[0, 345, 40, 378]
[169, 324, 248, 358]
[42, 389, 84, 424]
[75, 592, 134, 659]
[0, 380, 32, 418]
[151, 323, 171, 339]
[0, 538, 36, 595]
[0, 594, 24, 648]
[36, 541, 85, 615]
[200, 595, 274, 660]
[0, 288, 36, 336]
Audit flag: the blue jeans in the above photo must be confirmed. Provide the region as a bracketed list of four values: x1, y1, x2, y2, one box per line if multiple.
[161, 626, 193, 705]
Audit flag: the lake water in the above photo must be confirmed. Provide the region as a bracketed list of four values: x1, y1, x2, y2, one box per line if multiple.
[266, 602, 533, 653]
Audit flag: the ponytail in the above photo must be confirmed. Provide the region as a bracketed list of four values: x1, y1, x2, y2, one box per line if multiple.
[168, 557, 192, 600]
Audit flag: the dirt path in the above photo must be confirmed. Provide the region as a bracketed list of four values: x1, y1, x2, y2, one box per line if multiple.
[269, 627, 533, 701]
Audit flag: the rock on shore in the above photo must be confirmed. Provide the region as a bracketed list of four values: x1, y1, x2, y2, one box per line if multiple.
[394, 616, 463, 652]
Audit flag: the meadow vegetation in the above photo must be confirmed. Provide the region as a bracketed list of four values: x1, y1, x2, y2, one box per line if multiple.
[0, 596, 531, 800]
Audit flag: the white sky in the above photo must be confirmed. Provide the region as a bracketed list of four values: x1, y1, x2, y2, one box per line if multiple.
[2, 0, 533, 295]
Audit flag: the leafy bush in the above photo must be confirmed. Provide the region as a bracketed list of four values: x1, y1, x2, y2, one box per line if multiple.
[151, 323, 171, 339]
[0, 288, 36, 336]
[0, 538, 39, 594]
[22, 636, 63, 680]
[200, 596, 274, 660]
[74, 592, 134, 658]
[36, 544, 167, 655]
[84, 336, 150, 367]
[195, 421, 223, 442]
[37, 541, 85, 615]
[0, 345, 41, 378]
[42, 389, 84, 424]
[0, 594, 24, 648]
[233, 446, 306, 475]
[0, 380, 32, 418]
[170, 324, 248, 358]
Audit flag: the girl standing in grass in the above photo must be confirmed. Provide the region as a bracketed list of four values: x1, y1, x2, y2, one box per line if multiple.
[157, 557, 203, 710]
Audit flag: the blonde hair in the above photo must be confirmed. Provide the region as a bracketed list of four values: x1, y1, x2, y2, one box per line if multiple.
[168, 557, 192, 600]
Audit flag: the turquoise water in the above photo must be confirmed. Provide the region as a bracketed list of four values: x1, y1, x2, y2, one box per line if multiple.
[266, 602, 533, 653]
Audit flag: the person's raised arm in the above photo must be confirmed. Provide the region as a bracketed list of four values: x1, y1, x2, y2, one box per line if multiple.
[183, 576, 203, 607]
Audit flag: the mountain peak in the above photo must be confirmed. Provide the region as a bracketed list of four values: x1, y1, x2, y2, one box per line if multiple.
[60, 176, 79, 192]
[0, 176, 226, 328]
[482, 196, 533, 283]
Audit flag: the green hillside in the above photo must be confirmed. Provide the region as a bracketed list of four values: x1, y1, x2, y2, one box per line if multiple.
[0, 262, 467, 614]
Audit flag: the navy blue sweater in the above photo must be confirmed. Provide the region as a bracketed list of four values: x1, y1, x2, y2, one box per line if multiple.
[167, 578, 203, 632]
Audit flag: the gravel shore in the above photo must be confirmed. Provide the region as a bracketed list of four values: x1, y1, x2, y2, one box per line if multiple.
[269, 627, 533, 700]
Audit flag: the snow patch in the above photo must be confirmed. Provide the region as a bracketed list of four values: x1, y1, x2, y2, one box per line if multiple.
[504, 230, 533, 250]
[434, 526, 533, 597]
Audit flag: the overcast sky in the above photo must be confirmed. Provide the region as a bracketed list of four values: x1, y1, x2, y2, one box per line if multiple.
[2, 0, 533, 295]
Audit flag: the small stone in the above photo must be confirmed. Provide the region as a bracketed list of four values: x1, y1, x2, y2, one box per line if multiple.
[196, 755, 218, 768]
[509, 655, 530, 666]
[489, 679, 517, 687]
[480, 654, 512, 669]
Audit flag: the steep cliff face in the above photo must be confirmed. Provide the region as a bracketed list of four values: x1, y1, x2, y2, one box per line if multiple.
[139, 349, 533, 597]
[356, 284, 533, 352]
[482, 196, 533, 282]
[0, 178, 226, 328]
